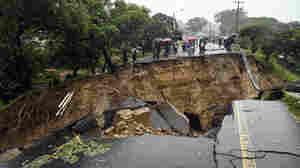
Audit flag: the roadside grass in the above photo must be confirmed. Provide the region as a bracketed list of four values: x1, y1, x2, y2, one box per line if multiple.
[254, 50, 300, 82]
[281, 92, 300, 122]
[32, 70, 61, 85]
[0, 99, 8, 110]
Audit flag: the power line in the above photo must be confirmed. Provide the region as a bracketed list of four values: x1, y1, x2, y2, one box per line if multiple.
[233, 1, 244, 34]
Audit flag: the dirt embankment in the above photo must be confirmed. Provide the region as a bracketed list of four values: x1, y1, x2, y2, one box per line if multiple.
[0, 54, 279, 150]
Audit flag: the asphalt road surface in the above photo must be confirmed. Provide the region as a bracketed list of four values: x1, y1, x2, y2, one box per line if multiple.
[6, 100, 299, 168]
[233, 100, 300, 168]
[136, 43, 226, 64]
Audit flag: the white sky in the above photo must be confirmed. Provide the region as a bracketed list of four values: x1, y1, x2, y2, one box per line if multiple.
[126, 0, 300, 23]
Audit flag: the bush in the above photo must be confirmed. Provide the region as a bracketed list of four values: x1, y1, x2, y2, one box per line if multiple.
[254, 50, 300, 81]
[281, 93, 300, 120]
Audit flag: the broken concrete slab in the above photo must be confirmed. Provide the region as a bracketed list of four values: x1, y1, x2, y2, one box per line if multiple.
[0, 148, 22, 163]
[155, 103, 190, 135]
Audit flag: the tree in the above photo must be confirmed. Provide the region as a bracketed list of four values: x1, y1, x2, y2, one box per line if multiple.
[240, 24, 273, 53]
[275, 28, 300, 63]
[111, 1, 151, 63]
[242, 17, 289, 33]
[186, 17, 208, 33]
[215, 9, 247, 35]
[152, 13, 176, 37]
[0, 0, 72, 101]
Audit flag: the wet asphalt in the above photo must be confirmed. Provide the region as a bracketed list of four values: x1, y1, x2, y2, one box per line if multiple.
[233, 100, 300, 168]
[9, 100, 300, 168]
[135, 43, 226, 64]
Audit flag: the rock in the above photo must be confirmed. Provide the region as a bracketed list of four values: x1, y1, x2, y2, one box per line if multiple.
[120, 115, 132, 120]
[118, 109, 135, 120]
[133, 107, 150, 116]
[116, 121, 127, 127]
[113, 134, 121, 138]
[117, 109, 133, 116]
[0, 148, 22, 162]
[155, 103, 190, 135]
[119, 97, 147, 109]
[104, 127, 115, 134]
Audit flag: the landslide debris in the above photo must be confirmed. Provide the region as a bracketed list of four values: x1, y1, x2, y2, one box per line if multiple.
[0, 54, 280, 151]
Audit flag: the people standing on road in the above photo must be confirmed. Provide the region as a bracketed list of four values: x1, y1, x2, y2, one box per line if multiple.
[203, 38, 207, 51]
[199, 38, 207, 54]
[192, 40, 196, 55]
[132, 47, 137, 63]
[224, 36, 235, 52]
[164, 42, 170, 57]
[187, 41, 193, 57]
[173, 41, 178, 56]
[122, 47, 128, 65]
[152, 39, 161, 60]
[218, 38, 223, 48]
[199, 39, 203, 54]
[157, 41, 161, 59]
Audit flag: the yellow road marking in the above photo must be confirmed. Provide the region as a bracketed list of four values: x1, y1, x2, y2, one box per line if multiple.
[234, 101, 257, 168]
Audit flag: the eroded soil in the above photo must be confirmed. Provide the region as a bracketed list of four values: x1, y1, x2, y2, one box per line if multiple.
[0, 55, 280, 151]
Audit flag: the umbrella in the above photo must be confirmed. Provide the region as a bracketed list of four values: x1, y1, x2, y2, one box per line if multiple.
[162, 38, 172, 42]
[187, 36, 197, 41]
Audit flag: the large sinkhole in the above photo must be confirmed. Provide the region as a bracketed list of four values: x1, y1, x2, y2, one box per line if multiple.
[184, 112, 202, 132]
[0, 55, 273, 151]
[80, 56, 260, 139]
[94, 100, 234, 139]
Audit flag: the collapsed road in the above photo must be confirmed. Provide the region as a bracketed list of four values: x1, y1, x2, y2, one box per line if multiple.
[0, 50, 299, 168]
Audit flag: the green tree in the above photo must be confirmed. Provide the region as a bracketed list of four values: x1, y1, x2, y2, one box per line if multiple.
[186, 17, 208, 33]
[214, 9, 248, 35]
[240, 24, 273, 53]
[111, 0, 151, 63]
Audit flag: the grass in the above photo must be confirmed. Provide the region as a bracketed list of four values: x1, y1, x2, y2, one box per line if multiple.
[281, 92, 300, 122]
[254, 50, 300, 82]
[32, 71, 61, 85]
[0, 99, 8, 110]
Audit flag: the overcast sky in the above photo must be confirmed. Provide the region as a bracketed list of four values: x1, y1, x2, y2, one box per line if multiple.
[126, 0, 299, 23]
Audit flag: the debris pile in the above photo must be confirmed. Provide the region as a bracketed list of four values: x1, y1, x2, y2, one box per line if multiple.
[103, 107, 181, 138]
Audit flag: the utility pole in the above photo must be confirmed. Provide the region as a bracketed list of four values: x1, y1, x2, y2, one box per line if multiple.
[172, 9, 184, 38]
[233, 1, 244, 34]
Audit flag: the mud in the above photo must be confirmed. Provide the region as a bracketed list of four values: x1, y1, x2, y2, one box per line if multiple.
[0, 54, 279, 151]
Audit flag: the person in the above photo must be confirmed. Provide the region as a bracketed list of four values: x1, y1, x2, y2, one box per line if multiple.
[199, 39, 204, 54]
[187, 41, 193, 57]
[224, 36, 234, 52]
[203, 38, 207, 51]
[164, 42, 169, 57]
[132, 47, 137, 63]
[218, 38, 223, 48]
[173, 41, 178, 56]
[152, 39, 161, 60]
[157, 41, 161, 59]
[199, 38, 207, 54]
[122, 48, 128, 65]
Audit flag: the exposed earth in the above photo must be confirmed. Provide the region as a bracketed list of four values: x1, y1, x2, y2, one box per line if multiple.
[0, 53, 281, 153]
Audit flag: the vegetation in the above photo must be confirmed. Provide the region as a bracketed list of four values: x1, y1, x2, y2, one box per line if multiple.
[186, 17, 208, 33]
[254, 50, 300, 81]
[239, 18, 300, 82]
[214, 9, 248, 35]
[281, 92, 300, 122]
[22, 135, 113, 167]
[0, 0, 180, 104]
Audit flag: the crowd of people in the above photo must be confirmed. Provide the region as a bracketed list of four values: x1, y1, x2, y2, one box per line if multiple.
[152, 35, 237, 60]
